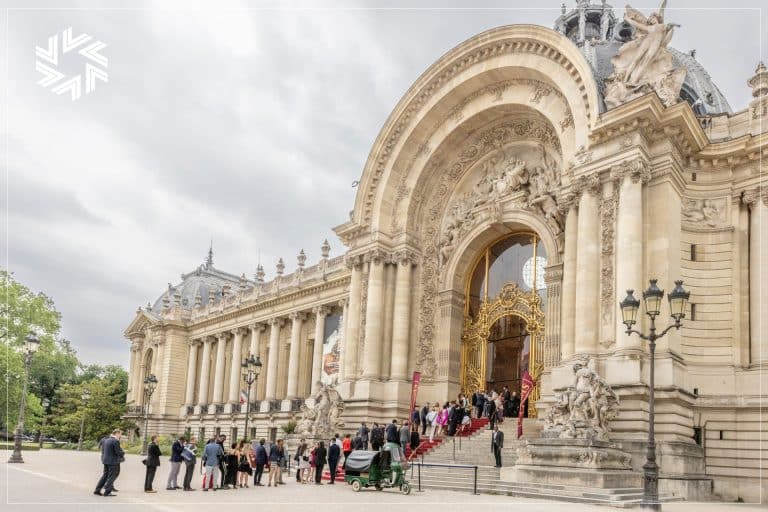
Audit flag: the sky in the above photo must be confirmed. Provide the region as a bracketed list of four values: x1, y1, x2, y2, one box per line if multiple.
[2, 0, 765, 368]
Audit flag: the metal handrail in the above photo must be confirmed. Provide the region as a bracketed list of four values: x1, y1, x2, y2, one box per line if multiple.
[409, 461, 479, 495]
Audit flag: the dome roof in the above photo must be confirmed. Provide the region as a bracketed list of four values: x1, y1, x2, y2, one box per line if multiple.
[555, 1, 731, 115]
[149, 247, 249, 313]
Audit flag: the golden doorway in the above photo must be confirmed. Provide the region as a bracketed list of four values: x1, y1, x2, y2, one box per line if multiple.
[460, 232, 546, 417]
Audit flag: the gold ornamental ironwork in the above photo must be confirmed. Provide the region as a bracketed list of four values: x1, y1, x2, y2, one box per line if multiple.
[460, 282, 545, 416]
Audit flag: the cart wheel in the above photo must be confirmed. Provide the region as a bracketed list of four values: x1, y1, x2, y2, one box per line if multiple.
[375, 484, 383, 491]
[401, 482, 411, 495]
[351, 480, 362, 492]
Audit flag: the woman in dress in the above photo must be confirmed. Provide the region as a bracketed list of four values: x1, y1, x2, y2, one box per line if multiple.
[298, 442, 310, 483]
[237, 441, 252, 488]
[225, 442, 239, 489]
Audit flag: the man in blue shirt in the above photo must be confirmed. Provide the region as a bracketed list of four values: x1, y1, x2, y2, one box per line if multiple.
[201, 438, 224, 491]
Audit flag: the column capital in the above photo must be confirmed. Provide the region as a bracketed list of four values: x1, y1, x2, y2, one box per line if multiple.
[269, 317, 286, 328]
[743, 187, 768, 208]
[289, 311, 308, 322]
[215, 331, 230, 342]
[338, 297, 349, 309]
[544, 263, 564, 285]
[362, 248, 389, 265]
[344, 253, 365, 270]
[233, 326, 249, 336]
[610, 157, 650, 184]
[187, 337, 203, 347]
[250, 322, 267, 333]
[572, 173, 601, 197]
[394, 249, 419, 267]
[312, 305, 331, 317]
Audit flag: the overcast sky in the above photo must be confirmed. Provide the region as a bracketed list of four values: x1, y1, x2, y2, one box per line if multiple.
[2, 0, 765, 368]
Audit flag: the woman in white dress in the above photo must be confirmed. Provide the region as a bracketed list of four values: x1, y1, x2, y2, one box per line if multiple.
[297, 443, 310, 484]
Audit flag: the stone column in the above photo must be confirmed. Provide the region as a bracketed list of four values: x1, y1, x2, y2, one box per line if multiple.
[249, 323, 266, 398]
[228, 328, 246, 404]
[249, 323, 265, 358]
[212, 332, 228, 404]
[198, 337, 213, 405]
[311, 306, 331, 394]
[286, 312, 307, 399]
[129, 341, 143, 403]
[338, 298, 349, 382]
[184, 339, 200, 406]
[745, 190, 768, 364]
[362, 252, 387, 380]
[614, 167, 645, 349]
[390, 253, 414, 380]
[381, 263, 396, 379]
[574, 177, 601, 354]
[561, 203, 578, 359]
[265, 318, 284, 400]
[342, 256, 364, 380]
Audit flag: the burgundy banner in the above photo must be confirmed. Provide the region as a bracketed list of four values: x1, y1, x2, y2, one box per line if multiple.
[409, 371, 422, 420]
[517, 370, 535, 439]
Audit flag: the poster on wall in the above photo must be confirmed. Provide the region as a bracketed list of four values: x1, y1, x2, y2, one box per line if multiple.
[321, 313, 342, 386]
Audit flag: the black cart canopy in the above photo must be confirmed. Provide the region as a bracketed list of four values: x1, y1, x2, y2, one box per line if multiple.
[344, 450, 379, 472]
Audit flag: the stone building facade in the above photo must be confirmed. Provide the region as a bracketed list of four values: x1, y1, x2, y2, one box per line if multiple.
[124, 2, 767, 502]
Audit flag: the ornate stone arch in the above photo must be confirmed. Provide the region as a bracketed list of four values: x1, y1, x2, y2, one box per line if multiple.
[339, 24, 600, 241]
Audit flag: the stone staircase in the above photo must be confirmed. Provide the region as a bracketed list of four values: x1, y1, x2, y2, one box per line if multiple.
[407, 420, 682, 507]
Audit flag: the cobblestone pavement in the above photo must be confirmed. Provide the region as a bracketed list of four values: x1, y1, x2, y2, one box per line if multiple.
[2, 450, 763, 511]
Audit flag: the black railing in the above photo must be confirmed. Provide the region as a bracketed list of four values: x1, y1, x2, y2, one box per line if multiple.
[214, 404, 225, 415]
[250, 401, 260, 412]
[268, 400, 280, 412]
[290, 398, 303, 412]
[125, 405, 143, 415]
[185, 405, 194, 416]
[409, 462, 479, 495]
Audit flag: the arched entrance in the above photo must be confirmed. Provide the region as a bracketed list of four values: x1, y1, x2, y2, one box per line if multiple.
[460, 231, 546, 416]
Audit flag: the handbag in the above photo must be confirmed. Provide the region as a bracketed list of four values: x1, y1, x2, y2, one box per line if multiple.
[302, 455, 309, 462]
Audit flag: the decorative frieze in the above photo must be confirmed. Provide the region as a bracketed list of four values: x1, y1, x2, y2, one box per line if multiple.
[682, 197, 728, 228]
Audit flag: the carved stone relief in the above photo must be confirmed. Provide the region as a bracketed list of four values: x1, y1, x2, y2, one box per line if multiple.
[599, 185, 618, 347]
[682, 197, 727, 228]
[389, 79, 569, 232]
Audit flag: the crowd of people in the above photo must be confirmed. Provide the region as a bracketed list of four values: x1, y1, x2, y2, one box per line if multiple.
[92, 388, 522, 497]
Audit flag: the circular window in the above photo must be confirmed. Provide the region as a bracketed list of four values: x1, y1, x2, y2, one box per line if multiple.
[522, 256, 547, 290]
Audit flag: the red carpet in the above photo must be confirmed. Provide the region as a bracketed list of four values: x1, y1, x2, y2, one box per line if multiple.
[322, 418, 490, 481]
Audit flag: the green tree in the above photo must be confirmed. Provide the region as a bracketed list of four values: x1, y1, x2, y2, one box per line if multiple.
[1, 270, 79, 434]
[48, 365, 134, 443]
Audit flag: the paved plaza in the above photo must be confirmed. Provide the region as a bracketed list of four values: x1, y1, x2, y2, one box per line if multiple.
[2, 450, 763, 511]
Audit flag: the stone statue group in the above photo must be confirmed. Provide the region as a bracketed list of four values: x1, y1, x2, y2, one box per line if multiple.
[295, 384, 345, 440]
[543, 359, 620, 442]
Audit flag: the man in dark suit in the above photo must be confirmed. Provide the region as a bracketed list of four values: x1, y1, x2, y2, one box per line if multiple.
[491, 425, 504, 468]
[327, 438, 341, 484]
[144, 435, 162, 493]
[94, 429, 125, 497]
[357, 423, 370, 450]
[420, 403, 429, 435]
[314, 442, 327, 484]
[488, 398, 497, 430]
[253, 438, 268, 486]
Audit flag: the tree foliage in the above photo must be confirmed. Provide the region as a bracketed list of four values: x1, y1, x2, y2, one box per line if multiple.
[1, 270, 130, 442]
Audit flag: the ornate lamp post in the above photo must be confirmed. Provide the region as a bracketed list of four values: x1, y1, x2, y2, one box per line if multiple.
[241, 354, 262, 441]
[9, 332, 41, 463]
[77, 389, 91, 451]
[140, 374, 158, 456]
[619, 279, 690, 511]
[38, 398, 50, 449]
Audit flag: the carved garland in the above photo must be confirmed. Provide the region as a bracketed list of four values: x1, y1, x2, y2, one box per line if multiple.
[361, 36, 592, 225]
[413, 118, 560, 380]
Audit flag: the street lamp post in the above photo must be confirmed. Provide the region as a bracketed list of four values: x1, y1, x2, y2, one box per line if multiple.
[77, 389, 91, 451]
[241, 354, 262, 441]
[140, 374, 158, 456]
[619, 279, 690, 511]
[9, 332, 41, 463]
[38, 398, 51, 449]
